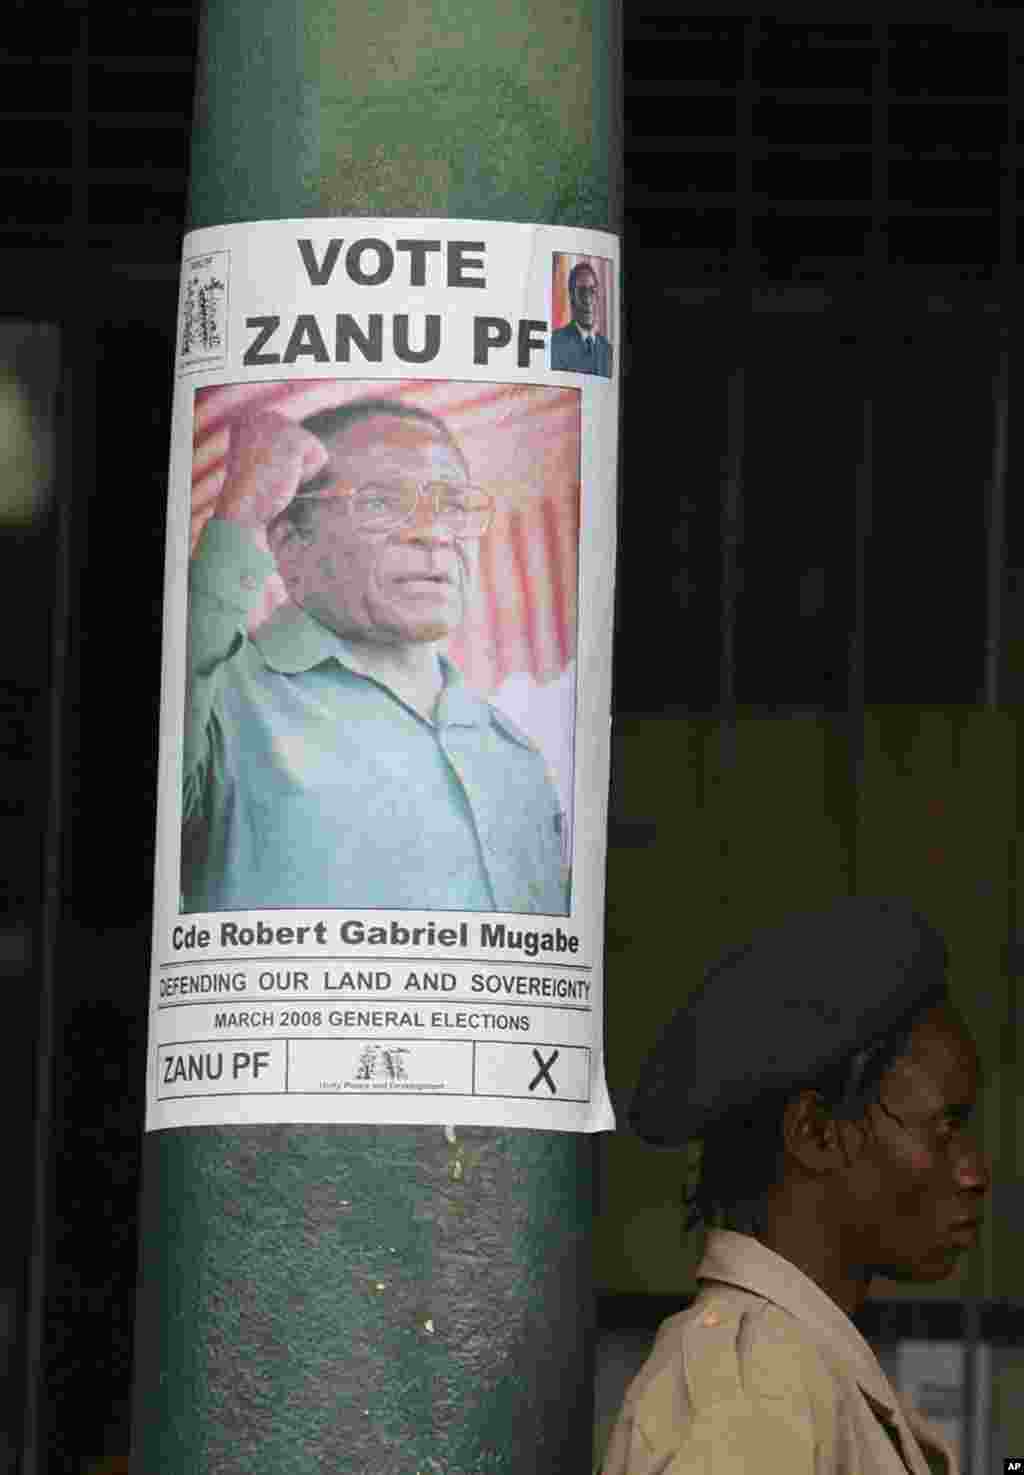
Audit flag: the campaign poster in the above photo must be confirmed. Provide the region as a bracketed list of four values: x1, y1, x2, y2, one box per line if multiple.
[148, 220, 618, 1133]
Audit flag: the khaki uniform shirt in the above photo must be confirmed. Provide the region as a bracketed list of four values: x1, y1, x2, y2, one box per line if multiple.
[601, 1231, 960, 1475]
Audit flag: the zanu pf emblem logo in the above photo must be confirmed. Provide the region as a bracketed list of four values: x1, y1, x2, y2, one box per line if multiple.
[356, 1043, 410, 1082]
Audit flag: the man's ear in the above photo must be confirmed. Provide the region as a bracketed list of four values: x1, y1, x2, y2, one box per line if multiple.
[781, 1090, 861, 1175]
[267, 518, 311, 597]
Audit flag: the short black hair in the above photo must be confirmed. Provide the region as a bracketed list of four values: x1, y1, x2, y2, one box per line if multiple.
[268, 397, 466, 543]
[568, 262, 599, 299]
[682, 980, 948, 1237]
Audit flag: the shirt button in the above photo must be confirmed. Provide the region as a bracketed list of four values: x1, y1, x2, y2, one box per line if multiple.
[239, 573, 259, 591]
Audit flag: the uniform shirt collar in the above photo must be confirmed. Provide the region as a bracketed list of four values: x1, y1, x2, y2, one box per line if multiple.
[696, 1230, 900, 1414]
[251, 601, 487, 728]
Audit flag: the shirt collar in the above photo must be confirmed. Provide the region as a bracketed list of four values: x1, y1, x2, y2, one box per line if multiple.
[251, 602, 488, 729]
[252, 600, 349, 674]
[575, 321, 595, 344]
[436, 661, 488, 727]
[696, 1230, 900, 1414]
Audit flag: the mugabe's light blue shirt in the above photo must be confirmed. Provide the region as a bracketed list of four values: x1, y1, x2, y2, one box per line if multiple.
[182, 518, 568, 916]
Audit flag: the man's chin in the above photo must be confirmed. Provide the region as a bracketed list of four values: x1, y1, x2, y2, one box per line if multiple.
[402, 622, 455, 644]
[374, 615, 458, 645]
[871, 1253, 962, 1286]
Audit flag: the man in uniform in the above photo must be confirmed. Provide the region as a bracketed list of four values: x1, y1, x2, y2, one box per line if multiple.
[550, 262, 613, 377]
[602, 898, 989, 1475]
[182, 399, 567, 914]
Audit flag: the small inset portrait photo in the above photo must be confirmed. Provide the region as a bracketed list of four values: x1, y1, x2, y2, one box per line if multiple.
[550, 252, 614, 378]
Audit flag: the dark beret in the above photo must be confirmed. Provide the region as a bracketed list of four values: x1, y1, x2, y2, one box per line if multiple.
[627, 897, 949, 1148]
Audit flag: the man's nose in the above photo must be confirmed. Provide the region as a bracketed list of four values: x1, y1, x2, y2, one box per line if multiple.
[395, 491, 453, 542]
[956, 1139, 991, 1194]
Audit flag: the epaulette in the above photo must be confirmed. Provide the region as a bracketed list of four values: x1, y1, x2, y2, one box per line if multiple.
[680, 1303, 747, 1409]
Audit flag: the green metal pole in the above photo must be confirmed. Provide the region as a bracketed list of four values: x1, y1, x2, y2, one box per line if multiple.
[131, 3, 620, 1471]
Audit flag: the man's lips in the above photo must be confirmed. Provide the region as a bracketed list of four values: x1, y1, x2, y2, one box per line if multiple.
[948, 1217, 983, 1244]
[392, 572, 454, 585]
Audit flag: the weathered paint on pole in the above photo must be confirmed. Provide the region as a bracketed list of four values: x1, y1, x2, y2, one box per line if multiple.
[131, 2, 620, 1471]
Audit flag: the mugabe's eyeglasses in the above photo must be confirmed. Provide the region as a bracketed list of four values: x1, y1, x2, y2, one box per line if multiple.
[293, 479, 494, 539]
